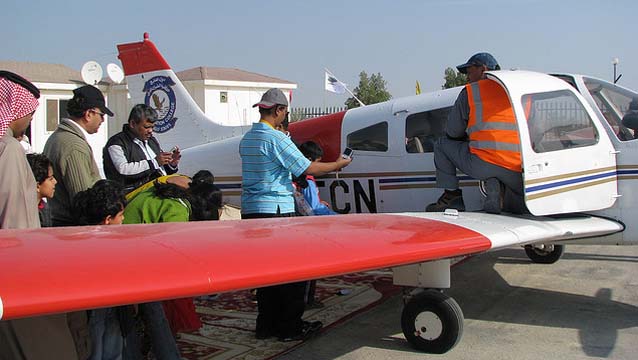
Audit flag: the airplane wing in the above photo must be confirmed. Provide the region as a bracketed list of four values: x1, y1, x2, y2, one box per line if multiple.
[0, 213, 622, 320]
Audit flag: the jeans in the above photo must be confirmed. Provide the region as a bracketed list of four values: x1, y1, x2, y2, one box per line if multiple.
[122, 302, 181, 360]
[89, 308, 123, 360]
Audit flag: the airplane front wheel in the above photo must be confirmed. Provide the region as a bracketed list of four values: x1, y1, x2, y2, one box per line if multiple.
[524, 244, 564, 264]
[401, 289, 463, 354]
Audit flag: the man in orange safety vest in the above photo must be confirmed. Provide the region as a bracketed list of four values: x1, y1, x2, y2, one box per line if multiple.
[426, 52, 525, 214]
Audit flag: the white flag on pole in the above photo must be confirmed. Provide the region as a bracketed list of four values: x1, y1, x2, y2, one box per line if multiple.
[325, 72, 346, 94]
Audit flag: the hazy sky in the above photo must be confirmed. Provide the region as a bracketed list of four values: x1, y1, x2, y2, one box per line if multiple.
[2, 0, 636, 107]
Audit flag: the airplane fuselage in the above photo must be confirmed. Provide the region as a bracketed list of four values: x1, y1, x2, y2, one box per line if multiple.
[179, 73, 638, 247]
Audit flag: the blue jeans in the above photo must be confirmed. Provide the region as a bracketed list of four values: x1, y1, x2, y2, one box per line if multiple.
[89, 308, 123, 360]
[122, 302, 180, 360]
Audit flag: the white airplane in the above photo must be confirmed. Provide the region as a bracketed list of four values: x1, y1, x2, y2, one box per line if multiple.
[1, 34, 636, 354]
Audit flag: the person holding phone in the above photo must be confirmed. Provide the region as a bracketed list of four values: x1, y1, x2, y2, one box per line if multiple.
[239, 88, 351, 342]
[103, 104, 180, 193]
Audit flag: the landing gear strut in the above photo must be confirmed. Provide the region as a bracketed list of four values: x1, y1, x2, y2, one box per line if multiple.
[401, 289, 464, 354]
[524, 244, 564, 264]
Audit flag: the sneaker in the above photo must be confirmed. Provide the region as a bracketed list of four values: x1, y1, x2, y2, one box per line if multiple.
[426, 189, 465, 212]
[483, 178, 503, 214]
[278, 321, 323, 342]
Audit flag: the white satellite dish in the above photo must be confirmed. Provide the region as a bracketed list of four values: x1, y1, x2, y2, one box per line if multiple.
[80, 61, 103, 85]
[106, 63, 124, 84]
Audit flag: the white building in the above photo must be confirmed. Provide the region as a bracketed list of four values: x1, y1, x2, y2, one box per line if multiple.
[176, 66, 296, 127]
[1, 60, 297, 172]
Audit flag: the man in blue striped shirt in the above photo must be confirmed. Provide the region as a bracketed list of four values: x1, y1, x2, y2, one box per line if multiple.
[239, 88, 351, 342]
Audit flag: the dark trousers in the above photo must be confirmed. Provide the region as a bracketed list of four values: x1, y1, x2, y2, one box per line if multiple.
[242, 211, 306, 337]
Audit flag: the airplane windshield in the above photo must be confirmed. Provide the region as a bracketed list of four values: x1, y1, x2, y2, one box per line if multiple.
[584, 77, 637, 141]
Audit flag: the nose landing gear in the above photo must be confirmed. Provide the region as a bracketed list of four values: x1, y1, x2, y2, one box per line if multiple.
[401, 289, 464, 354]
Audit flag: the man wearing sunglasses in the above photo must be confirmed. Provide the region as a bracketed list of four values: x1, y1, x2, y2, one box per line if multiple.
[44, 85, 113, 228]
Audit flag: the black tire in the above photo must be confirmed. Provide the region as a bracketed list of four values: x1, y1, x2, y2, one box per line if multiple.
[524, 244, 564, 264]
[401, 290, 464, 354]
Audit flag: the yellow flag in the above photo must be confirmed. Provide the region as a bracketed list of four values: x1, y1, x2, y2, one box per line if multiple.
[416, 81, 421, 95]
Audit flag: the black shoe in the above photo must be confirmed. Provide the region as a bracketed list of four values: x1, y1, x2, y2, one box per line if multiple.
[305, 301, 325, 310]
[426, 189, 465, 212]
[278, 321, 323, 342]
[483, 178, 503, 214]
[255, 329, 278, 339]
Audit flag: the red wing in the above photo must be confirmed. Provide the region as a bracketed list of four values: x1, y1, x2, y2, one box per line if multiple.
[0, 214, 490, 320]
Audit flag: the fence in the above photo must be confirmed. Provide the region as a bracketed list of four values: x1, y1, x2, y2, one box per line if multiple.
[290, 106, 347, 122]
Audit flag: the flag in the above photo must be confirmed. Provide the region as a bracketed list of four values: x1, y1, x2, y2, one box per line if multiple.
[325, 72, 346, 94]
[416, 80, 421, 95]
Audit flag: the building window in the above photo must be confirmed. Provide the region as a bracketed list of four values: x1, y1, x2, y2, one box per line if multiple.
[220, 91, 228, 103]
[46, 99, 69, 132]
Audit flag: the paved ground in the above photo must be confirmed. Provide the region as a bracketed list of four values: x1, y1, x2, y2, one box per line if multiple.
[279, 245, 638, 360]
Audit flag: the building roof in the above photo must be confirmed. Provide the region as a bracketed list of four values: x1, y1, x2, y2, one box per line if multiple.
[176, 67, 294, 84]
[0, 60, 85, 84]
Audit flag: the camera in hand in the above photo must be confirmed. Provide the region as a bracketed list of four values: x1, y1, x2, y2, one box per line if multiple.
[342, 147, 353, 159]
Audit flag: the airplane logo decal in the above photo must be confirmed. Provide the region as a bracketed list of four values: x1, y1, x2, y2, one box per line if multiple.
[143, 75, 178, 133]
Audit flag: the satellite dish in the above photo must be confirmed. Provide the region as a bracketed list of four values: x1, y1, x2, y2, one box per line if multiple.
[106, 63, 124, 84]
[80, 61, 103, 85]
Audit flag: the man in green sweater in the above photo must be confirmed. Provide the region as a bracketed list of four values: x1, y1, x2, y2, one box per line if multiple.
[44, 85, 112, 227]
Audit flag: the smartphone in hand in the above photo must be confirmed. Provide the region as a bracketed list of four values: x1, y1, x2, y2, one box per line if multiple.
[342, 147, 353, 159]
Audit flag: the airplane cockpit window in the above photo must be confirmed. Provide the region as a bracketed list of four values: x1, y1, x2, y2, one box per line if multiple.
[584, 77, 636, 141]
[347, 121, 388, 152]
[404, 107, 451, 153]
[523, 90, 598, 153]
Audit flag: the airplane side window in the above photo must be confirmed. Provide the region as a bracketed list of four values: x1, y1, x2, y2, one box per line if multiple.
[404, 107, 451, 153]
[522, 90, 598, 153]
[347, 121, 388, 152]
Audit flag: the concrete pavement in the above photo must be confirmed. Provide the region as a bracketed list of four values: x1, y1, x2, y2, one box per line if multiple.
[279, 245, 638, 360]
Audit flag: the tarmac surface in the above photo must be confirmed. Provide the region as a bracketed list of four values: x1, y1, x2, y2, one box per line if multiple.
[278, 245, 638, 360]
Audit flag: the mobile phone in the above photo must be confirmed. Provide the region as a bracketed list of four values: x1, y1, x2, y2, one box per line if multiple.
[170, 146, 178, 153]
[342, 147, 353, 159]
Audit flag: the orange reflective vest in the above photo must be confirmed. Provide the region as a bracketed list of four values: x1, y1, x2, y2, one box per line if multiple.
[467, 79, 522, 172]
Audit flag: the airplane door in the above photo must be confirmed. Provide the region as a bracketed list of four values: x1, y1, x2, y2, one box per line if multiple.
[487, 71, 618, 216]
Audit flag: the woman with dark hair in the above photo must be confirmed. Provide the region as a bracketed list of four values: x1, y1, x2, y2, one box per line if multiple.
[121, 174, 222, 358]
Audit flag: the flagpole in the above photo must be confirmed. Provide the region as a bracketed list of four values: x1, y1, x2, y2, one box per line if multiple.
[325, 68, 365, 107]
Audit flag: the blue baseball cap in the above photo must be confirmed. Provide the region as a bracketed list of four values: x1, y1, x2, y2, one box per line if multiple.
[456, 53, 500, 74]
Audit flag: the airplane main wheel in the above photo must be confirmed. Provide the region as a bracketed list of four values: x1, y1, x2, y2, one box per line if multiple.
[524, 244, 564, 264]
[401, 289, 464, 354]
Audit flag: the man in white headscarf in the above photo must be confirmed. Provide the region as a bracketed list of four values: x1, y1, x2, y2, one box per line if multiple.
[0, 71, 80, 360]
[0, 71, 41, 228]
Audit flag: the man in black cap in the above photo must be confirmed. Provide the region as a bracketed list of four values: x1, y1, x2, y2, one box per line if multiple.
[44, 85, 113, 227]
[427, 52, 524, 214]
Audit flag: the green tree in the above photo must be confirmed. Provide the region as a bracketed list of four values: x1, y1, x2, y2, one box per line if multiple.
[345, 71, 392, 109]
[442, 67, 467, 89]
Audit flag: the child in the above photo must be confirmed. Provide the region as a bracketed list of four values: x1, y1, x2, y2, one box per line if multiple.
[26, 153, 57, 227]
[295, 141, 337, 216]
[293, 141, 337, 310]
[72, 180, 128, 359]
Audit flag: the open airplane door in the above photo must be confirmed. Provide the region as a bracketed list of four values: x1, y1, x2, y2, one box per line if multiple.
[487, 71, 618, 216]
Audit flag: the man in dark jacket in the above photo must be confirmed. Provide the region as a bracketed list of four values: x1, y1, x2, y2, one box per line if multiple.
[103, 104, 180, 193]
